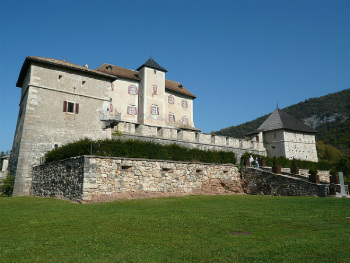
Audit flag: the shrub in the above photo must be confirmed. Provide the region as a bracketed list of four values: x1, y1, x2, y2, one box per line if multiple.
[44, 139, 236, 165]
[330, 170, 338, 176]
[0, 173, 15, 196]
[291, 158, 296, 168]
[309, 168, 318, 175]
[242, 152, 332, 171]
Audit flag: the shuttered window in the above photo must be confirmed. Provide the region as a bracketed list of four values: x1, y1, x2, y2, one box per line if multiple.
[182, 99, 188, 108]
[127, 105, 137, 115]
[128, 85, 138, 95]
[169, 113, 175, 122]
[168, 95, 174, 104]
[63, 101, 79, 114]
[151, 105, 159, 115]
[153, 85, 158, 95]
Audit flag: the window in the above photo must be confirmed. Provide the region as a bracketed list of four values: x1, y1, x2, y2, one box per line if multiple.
[152, 85, 158, 95]
[182, 116, 188, 125]
[169, 113, 175, 122]
[151, 105, 159, 115]
[154, 69, 157, 74]
[127, 105, 137, 115]
[182, 99, 188, 108]
[106, 65, 113, 71]
[128, 85, 138, 95]
[63, 101, 79, 114]
[168, 95, 174, 104]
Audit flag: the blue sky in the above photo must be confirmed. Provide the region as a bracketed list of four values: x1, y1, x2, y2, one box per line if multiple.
[0, 0, 349, 151]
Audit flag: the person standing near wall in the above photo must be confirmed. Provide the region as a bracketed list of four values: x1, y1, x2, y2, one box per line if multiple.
[249, 155, 254, 167]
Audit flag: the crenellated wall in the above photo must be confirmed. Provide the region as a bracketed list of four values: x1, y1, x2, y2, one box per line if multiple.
[115, 122, 266, 160]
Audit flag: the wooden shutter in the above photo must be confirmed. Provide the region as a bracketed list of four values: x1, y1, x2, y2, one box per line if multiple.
[135, 107, 137, 115]
[111, 83, 114, 91]
[150, 106, 153, 114]
[127, 106, 130, 114]
[63, 101, 67, 112]
[128, 86, 131, 94]
[157, 107, 159, 115]
[135, 87, 138, 95]
[110, 104, 113, 112]
[75, 103, 79, 114]
[174, 115, 175, 122]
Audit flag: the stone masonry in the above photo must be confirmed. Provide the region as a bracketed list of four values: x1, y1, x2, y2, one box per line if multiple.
[31, 156, 242, 202]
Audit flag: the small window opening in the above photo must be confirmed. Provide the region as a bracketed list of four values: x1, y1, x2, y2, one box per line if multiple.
[196, 169, 203, 173]
[58, 75, 63, 79]
[106, 65, 113, 71]
[154, 69, 157, 74]
[67, 102, 75, 113]
[82, 80, 86, 85]
[121, 165, 132, 170]
[54, 144, 58, 149]
[162, 167, 172, 172]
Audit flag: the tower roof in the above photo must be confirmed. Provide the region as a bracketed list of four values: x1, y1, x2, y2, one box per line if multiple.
[136, 57, 167, 72]
[257, 108, 315, 133]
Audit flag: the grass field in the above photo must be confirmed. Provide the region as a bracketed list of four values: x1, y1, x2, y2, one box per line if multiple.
[1, 195, 349, 263]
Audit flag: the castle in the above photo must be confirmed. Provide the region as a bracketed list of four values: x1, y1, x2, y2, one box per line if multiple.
[8, 56, 317, 196]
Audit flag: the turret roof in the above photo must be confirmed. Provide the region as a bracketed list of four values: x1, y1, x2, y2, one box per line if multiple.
[246, 108, 315, 135]
[136, 57, 167, 72]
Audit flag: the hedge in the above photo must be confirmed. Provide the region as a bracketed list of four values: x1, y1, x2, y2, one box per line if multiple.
[44, 138, 237, 164]
[241, 152, 332, 171]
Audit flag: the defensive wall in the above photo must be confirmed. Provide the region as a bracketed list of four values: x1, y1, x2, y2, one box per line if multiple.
[31, 156, 242, 203]
[113, 121, 266, 160]
[243, 168, 329, 197]
[31, 155, 333, 203]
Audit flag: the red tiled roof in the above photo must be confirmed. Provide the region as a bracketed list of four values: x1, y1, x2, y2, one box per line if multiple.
[97, 63, 196, 98]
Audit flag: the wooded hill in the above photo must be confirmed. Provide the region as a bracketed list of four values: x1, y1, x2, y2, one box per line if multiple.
[216, 88, 350, 153]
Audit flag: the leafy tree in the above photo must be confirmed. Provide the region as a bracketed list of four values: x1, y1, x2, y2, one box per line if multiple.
[0, 173, 15, 196]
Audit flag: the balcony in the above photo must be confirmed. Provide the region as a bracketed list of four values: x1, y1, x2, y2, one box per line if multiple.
[100, 110, 121, 122]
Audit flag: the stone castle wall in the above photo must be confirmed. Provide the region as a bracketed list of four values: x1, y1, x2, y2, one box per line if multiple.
[31, 156, 241, 202]
[243, 168, 328, 197]
[114, 122, 266, 160]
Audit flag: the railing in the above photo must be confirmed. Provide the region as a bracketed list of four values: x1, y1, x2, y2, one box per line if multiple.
[99, 110, 121, 121]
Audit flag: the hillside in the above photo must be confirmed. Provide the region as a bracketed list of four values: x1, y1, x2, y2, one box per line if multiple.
[216, 88, 350, 152]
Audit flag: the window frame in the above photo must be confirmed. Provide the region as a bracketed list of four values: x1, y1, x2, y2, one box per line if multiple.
[63, 101, 79, 114]
[169, 113, 175, 122]
[182, 116, 188, 125]
[128, 85, 138, 95]
[168, 95, 174, 104]
[127, 105, 137, 115]
[151, 105, 159, 115]
[182, 99, 188, 108]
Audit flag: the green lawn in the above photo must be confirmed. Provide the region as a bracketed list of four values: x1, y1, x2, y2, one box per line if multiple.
[1, 195, 349, 263]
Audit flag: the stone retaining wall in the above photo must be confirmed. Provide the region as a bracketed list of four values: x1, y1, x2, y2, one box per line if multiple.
[32, 156, 241, 202]
[243, 168, 328, 197]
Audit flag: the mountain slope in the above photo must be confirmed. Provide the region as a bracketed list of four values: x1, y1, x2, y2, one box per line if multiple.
[216, 88, 350, 152]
